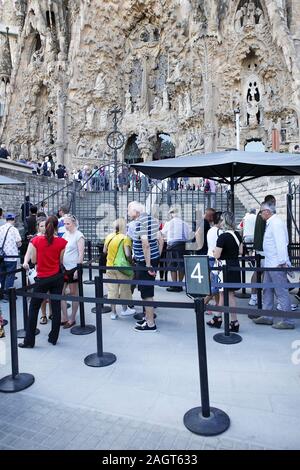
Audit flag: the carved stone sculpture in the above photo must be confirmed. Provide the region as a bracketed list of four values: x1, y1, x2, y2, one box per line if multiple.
[95, 72, 106, 97]
[125, 90, 132, 114]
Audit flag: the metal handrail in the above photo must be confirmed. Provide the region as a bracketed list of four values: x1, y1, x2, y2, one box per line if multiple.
[240, 182, 260, 206]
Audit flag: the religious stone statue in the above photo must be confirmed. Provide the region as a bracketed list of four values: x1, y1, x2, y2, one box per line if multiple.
[85, 103, 96, 129]
[234, 8, 244, 33]
[125, 90, 132, 114]
[150, 96, 161, 115]
[245, 1, 256, 26]
[162, 85, 169, 112]
[95, 72, 106, 97]
[140, 56, 149, 115]
[76, 137, 88, 158]
[185, 91, 192, 117]
[30, 114, 39, 140]
[232, 88, 241, 112]
[89, 142, 101, 159]
[286, 113, 299, 140]
[178, 94, 184, 117]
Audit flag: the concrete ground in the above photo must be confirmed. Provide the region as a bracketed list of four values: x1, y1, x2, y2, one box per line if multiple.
[0, 271, 300, 450]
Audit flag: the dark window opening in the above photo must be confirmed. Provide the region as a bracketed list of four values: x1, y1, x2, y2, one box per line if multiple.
[124, 135, 142, 164]
[35, 33, 42, 51]
[46, 11, 56, 28]
[153, 133, 175, 160]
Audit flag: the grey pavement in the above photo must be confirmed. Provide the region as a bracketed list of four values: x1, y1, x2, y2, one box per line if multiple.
[0, 271, 300, 450]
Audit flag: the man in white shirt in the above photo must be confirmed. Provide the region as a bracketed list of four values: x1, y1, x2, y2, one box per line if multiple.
[0, 213, 22, 299]
[253, 203, 294, 329]
[162, 207, 191, 292]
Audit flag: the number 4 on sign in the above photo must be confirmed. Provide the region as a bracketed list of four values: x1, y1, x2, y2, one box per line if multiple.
[191, 263, 203, 284]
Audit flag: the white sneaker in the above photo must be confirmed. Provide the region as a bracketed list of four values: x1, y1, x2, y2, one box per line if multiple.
[110, 313, 118, 320]
[120, 307, 136, 316]
[248, 298, 257, 306]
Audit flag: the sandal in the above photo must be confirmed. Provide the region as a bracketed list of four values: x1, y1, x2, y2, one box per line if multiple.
[60, 321, 68, 326]
[0, 326, 5, 338]
[40, 316, 48, 325]
[63, 321, 76, 329]
[48, 314, 53, 320]
[229, 320, 240, 333]
[207, 316, 222, 328]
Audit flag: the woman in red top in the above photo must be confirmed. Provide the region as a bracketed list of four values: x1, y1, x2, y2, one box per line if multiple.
[19, 216, 67, 348]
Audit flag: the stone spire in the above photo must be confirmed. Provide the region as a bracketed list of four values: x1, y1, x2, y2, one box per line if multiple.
[0, 28, 12, 83]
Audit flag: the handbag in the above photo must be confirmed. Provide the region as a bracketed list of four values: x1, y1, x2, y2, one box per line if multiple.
[28, 267, 37, 285]
[113, 239, 133, 277]
[0, 226, 12, 264]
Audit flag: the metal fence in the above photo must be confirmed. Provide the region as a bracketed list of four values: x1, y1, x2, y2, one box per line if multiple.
[287, 180, 300, 244]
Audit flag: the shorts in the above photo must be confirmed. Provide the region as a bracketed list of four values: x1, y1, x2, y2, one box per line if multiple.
[63, 267, 78, 284]
[166, 242, 186, 273]
[136, 259, 159, 299]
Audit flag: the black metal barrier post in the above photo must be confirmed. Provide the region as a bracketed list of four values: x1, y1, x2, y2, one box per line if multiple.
[91, 258, 111, 314]
[214, 265, 242, 345]
[256, 254, 262, 310]
[17, 268, 40, 339]
[235, 247, 250, 299]
[84, 277, 116, 367]
[71, 264, 96, 336]
[184, 297, 230, 436]
[0, 288, 35, 393]
[83, 240, 95, 285]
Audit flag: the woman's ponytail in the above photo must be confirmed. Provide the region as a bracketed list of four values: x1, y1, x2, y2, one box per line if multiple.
[45, 215, 58, 244]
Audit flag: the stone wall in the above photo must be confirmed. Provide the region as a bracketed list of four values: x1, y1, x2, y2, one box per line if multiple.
[0, 1, 300, 216]
[235, 174, 300, 220]
[0, 163, 68, 225]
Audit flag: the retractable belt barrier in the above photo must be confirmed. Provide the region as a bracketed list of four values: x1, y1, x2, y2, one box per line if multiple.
[2, 256, 300, 438]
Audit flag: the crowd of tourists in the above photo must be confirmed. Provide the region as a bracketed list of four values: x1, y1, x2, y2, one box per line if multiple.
[0, 191, 298, 342]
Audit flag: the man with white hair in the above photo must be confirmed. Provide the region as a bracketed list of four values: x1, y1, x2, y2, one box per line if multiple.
[128, 201, 163, 332]
[253, 202, 294, 329]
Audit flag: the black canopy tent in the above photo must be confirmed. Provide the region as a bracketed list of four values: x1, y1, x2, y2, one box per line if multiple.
[131, 150, 300, 211]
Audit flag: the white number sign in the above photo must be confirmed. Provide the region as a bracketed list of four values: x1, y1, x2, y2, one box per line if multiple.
[191, 263, 204, 284]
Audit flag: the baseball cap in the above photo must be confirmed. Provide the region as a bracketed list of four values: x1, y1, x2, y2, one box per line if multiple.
[5, 213, 16, 220]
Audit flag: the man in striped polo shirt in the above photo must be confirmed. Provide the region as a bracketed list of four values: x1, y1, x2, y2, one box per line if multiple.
[128, 201, 163, 332]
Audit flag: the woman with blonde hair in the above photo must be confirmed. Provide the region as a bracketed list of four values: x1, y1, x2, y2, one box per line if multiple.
[103, 218, 135, 320]
[61, 214, 85, 328]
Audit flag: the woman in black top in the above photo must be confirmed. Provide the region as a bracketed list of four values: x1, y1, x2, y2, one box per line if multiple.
[207, 212, 243, 332]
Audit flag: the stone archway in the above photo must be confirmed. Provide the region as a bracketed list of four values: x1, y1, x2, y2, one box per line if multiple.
[124, 134, 142, 163]
[152, 133, 175, 160]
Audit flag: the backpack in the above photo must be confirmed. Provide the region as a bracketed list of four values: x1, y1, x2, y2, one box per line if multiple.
[0, 226, 12, 264]
[113, 238, 133, 277]
[43, 161, 49, 173]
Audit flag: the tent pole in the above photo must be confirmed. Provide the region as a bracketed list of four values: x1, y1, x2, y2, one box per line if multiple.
[230, 164, 235, 213]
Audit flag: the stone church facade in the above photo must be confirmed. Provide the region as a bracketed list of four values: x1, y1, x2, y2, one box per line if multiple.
[0, 0, 299, 178]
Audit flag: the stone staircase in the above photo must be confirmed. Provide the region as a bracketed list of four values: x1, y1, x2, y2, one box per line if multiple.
[74, 189, 247, 242]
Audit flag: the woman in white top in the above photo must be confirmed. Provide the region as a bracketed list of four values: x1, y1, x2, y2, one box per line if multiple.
[207, 211, 224, 257]
[61, 214, 85, 328]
